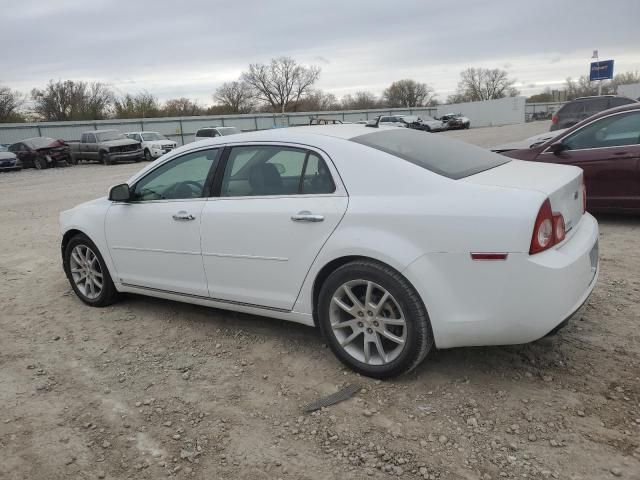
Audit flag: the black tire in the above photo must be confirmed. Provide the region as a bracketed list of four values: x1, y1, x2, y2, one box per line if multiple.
[70, 153, 79, 165]
[318, 260, 433, 378]
[63, 233, 119, 307]
[100, 152, 112, 166]
[424, 126, 431, 133]
[144, 149, 152, 161]
[34, 156, 47, 170]
[465, 123, 470, 129]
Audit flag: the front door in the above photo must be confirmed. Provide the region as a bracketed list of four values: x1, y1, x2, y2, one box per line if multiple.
[105, 147, 220, 296]
[540, 109, 640, 210]
[201, 144, 348, 310]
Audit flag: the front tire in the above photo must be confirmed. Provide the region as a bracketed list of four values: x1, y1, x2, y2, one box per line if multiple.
[63, 233, 118, 307]
[144, 149, 152, 161]
[34, 156, 47, 170]
[318, 260, 433, 378]
[100, 152, 112, 165]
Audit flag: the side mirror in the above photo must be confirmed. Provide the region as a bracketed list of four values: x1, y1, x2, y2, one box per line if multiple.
[548, 142, 568, 155]
[109, 183, 131, 202]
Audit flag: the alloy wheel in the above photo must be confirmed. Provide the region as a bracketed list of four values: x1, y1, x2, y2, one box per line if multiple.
[329, 280, 407, 365]
[69, 244, 103, 300]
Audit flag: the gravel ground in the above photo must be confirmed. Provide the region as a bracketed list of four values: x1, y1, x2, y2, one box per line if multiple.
[1, 122, 639, 480]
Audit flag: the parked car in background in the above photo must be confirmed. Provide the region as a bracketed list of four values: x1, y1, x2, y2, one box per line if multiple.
[375, 115, 444, 132]
[69, 130, 143, 165]
[550, 95, 637, 131]
[8, 137, 70, 169]
[60, 125, 597, 378]
[194, 126, 240, 142]
[500, 103, 640, 212]
[492, 128, 569, 153]
[309, 118, 343, 125]
[439, 113, 471, 130]
[0, 147, 21, 172]
[125, 131, 177, 161]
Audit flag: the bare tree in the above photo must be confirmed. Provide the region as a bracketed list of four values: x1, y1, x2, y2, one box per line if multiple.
[31, 80, 114, 121]
[611, 71, 640, 92]
[213, 81, 254, 113]
[295, 89, 340, 111]
[114, 91, 161, 119]
[449, 68, 519, 103]
[382, 79, 436, 107]
[162, 97, 204, 117]
[241, 57, 321, 113]
[0, 85, 25, 122]
[341, 91, 380, 110]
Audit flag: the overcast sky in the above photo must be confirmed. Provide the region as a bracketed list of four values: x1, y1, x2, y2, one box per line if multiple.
[1, 0, 639, 105]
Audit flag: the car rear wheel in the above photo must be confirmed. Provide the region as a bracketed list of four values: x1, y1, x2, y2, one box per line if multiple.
[318, 260, 433, 378]
[64, 233, 118, 307]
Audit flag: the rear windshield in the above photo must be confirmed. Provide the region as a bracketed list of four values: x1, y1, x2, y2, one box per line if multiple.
[350, 129, 510, 179]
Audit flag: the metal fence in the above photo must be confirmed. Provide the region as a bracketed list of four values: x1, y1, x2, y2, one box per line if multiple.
[0, 101, 565, 146]
[524, 102, 565, 122]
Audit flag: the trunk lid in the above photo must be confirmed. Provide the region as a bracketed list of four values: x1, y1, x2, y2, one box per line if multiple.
[463, 159, 584, 234]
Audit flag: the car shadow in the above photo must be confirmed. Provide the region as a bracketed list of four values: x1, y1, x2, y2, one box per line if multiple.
[592, 211, 640, 226]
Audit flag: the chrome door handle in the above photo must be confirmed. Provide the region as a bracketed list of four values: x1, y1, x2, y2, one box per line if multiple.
[172, 211, 196, 221]
[291, 211, 324, 222]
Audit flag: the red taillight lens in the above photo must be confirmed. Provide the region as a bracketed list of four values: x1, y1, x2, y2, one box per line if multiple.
[530, 199, 554, 254]
[530, 199, 567, 254]
[553, 213, 565, 243]
[552, 115, 558, 124]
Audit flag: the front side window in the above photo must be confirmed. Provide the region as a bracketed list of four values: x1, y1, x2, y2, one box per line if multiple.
[563, 111, 640, 150]
[220, 146, 335, 197]
[197, 129, 213, 138]
[132, 148, 219, 201]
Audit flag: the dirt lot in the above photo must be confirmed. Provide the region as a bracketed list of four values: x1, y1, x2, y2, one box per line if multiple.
[1, 122, 639, 480]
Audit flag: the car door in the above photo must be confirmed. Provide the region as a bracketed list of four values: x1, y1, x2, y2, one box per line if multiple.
[200, 144, 348, 311]
[540, 110, 640, 210]
[83, 133, 98, 160]
[105, 147, 220, 296]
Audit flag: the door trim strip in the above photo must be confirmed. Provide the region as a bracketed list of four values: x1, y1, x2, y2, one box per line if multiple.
[120, 282, 290, 313]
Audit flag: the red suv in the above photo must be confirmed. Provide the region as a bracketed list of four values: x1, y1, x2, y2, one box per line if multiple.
[501, 103, 640, 212]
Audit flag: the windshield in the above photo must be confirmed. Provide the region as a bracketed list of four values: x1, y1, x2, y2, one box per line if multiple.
[351, 129, 509, 180]
[218, 127, 240, 136]
[0, 145, 7, 152]
[97, 131, 126, 141]
[141, 132, 166, 141]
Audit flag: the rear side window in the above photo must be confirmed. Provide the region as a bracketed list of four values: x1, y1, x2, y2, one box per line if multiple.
[609, 97, 636, 108]
[196, 129, 214, 138]
[559, 102, 584, 115]
[351, 129, 509, 179]
[585, 98, 608, 113]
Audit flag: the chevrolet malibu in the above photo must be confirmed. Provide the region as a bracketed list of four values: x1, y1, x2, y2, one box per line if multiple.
[60, 125, 599, 378]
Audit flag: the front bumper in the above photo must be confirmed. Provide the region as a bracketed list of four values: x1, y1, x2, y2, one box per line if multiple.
[110, 149, 143, 161]
[151, 146, 174, 158]
[403, 213, 599, 349]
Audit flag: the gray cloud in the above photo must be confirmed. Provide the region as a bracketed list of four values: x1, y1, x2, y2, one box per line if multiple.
[0, 0, 638, 103]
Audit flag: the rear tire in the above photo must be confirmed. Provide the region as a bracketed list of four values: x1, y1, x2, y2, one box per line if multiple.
[63, 233, 118, 307]
[318, 260, 433, 378]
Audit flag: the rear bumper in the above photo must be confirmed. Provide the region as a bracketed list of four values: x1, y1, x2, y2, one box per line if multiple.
[403, 213, 599, 349]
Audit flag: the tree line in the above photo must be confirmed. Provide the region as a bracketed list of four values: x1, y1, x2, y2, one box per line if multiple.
[2, 56, 637, 123]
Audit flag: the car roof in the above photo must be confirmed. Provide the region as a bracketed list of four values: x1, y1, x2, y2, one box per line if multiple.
[92, 129, 121, 134]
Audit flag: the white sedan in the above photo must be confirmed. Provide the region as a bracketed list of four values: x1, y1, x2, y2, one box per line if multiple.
[60, 125, 599, 378]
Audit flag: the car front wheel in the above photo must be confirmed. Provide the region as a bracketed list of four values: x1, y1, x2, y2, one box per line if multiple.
[144, 149, 152, 161]
[63, 233, 118, 307]
[318, 260, 433, 378]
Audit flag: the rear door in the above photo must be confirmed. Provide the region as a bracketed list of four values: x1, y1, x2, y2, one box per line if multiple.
[200, 144, 348, 311]
[540, 110, 640, 210]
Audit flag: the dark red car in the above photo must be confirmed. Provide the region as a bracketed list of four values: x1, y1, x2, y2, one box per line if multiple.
[8, 137, 71, 170]
[499, 103, 640, 212]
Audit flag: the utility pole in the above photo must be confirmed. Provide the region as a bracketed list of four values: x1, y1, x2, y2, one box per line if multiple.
[592, 50, 602, 96]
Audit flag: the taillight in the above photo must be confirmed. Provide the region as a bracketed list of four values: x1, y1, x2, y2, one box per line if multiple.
[553, 213, 565, 243]
[552, 115, 558, 125]
[530, 199, 566, 254]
